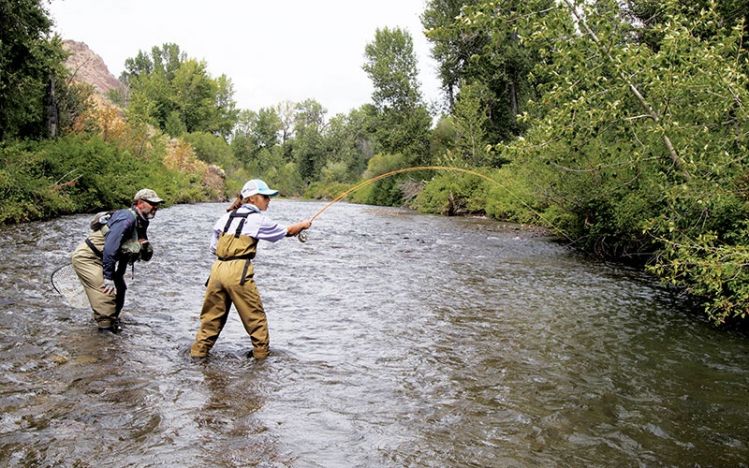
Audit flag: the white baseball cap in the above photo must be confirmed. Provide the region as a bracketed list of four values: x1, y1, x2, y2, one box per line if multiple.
[241, 179, 279, 198]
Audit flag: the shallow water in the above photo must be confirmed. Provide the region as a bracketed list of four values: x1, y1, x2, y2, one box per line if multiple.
[0, 200, 747, 466]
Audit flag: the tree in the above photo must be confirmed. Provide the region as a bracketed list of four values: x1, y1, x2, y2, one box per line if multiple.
[213, 75, 239, 139]
[423, 0, 556, 142]
[622, 0, 749, 56]
[364, 27, 423, 111]
[500, 0, 749, 323]
[421, 0, 483, 108]
[0, 0, 73, 139]
[254, 107, 282, 150]
[122, 43, 238, 139]
[450, 81, 493, 166]
[292, 99, 327, 182]
[362, 27, 432, 164]
[276, 100, 296, 143]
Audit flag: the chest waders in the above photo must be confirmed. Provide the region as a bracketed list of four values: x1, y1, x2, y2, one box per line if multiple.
[71, 209, 139, 330]
[191, 209, 268, 359]
[215, 210, 258, 285]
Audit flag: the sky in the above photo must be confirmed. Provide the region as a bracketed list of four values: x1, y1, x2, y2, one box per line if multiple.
[47, 0, 444, 117]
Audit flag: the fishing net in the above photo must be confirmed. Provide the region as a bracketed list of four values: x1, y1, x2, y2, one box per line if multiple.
[51, 264, 90, 309]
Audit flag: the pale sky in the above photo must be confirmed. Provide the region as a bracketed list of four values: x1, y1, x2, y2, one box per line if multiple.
[47, 0, 444, 118]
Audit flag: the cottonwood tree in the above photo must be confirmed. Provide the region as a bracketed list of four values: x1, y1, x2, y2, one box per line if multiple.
[121, 43, 238, 139]
[423, 0, 555, 142]
[0, 0, 84, 139]
[363, 27, 432, 165]
[499, 0, 749, 323]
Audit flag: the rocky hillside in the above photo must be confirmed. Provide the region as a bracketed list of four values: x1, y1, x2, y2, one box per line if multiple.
[62, 40, 127, 101]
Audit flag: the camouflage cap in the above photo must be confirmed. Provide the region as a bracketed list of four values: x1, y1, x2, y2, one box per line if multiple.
[133, 188, 164, 204]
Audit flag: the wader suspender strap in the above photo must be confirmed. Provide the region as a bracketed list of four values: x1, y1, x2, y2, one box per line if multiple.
[218, 210, 256, 286]
[85, 238, 103, 258]
[86, 209, 138, 259]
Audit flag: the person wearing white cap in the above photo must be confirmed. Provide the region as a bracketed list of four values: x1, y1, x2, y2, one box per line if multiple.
[190, 179, 311, 359]
[71, 188, 163, 332]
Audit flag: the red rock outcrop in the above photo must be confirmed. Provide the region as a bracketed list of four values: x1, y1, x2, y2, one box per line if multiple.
[62, 40, 127, 101]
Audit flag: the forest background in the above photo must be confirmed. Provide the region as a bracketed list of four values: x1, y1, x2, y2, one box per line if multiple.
[1, 0, 747, 325]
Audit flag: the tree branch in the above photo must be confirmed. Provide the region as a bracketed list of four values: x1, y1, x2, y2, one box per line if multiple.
[561, 0, 691, 180]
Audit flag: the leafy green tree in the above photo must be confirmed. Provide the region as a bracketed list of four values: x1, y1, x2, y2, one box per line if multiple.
[121, 43, 238, 138]
[293, 123, 325, 183]
[451, 81, 493, 166]
[499, 0, 749, 323]
[622, 0, 749, 55]
[254, 107, 282, 150]
[231, 109, 258, 165]
[364, 27, 422, 111]
[231, 107, 282, 175]
[321, 108, 377, 181]
[421, 0, 483, 107]
[213, 75, 239, 138]
[423, 0, 556, 141]
[164, 110, 187, 137]
[363, 27, 431, 164]
[183, 131, 237, 171]
[276, 100, 296, 143]
[0, 0, 75, 139]
[292, 99, 327, 182]
[429, 115, 459, 160]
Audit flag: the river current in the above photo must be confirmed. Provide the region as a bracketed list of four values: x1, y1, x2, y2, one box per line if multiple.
[0, 200, 747, 466]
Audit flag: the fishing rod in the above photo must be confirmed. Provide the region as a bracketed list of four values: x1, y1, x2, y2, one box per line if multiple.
[298, 165, 573, 242]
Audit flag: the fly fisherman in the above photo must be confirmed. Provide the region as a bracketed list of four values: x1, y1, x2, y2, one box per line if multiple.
[71, 189, 163, 333]
[190, 179, 311, 360]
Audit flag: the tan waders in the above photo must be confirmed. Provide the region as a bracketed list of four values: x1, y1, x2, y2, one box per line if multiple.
[71, 228, 127, 330]
[191, 211, 269, 359]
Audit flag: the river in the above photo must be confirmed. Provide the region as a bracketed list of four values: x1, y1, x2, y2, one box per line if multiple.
[0, 200, 747, 466]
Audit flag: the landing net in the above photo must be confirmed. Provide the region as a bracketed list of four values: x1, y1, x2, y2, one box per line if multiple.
[51, 264, 90, 309]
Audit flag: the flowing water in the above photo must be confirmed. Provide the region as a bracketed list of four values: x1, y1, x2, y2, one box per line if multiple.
[0, 200, 747, 467]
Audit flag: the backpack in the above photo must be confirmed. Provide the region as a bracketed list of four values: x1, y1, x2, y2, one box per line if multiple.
[89, 211, 113, 231]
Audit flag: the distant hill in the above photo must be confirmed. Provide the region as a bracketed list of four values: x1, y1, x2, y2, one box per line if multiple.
[62, 40, 127, 102]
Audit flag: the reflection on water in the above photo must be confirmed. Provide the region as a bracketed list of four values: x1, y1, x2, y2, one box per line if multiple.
[0, 200, 747, 466]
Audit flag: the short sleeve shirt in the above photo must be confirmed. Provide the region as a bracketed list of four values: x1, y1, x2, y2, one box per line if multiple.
[210, 204, 287, 254]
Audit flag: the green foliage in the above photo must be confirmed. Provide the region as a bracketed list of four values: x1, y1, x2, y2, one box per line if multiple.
[450, 81, 495, 166]
[492, 0, 749, 322]
[254, 107, 282, 149]
[183, 131, 234, 168]
[363, 27, 432, 165]
[423, 0, 555, 141]
[323, 111, 373, 182]
[422, 0, 482, 106]
[373, 105, 432, 165]
[412, 172, 488, 215]
[363, 27, 422, 110]
[623, 0, 749, 56]
[268, 162, 306, 197]
[304, 181, 350, 200]
[0, 0, 79, 139]
[355, 153, 410, 206]
[292, 99, 328, 182]
[429, 115, 458, 160]
[0, 134, 210, 224]
[122, 43, 238, 139]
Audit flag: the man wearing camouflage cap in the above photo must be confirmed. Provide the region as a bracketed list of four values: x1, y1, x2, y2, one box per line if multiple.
[71, 188, 163, 332]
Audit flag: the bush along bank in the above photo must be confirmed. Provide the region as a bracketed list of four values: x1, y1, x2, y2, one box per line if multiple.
[0, 134, 221, 224]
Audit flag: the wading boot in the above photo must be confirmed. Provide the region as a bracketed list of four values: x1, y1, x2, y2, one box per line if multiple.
[190, 343, 209, 359]
[97, 318, 121, 334]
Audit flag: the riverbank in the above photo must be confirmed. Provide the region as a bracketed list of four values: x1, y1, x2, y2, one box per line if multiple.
[0, 134, 225, 225]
